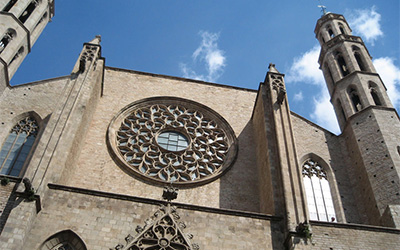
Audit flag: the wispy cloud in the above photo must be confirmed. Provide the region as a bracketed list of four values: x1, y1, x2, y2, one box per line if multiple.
[373, 57, 400, 107]
[180, 31, 226, 82]
[286, 45, 340, 134]
[293, 91, 304, 102]
[286, 45, 324, 86]
[347, 6, 383, 45]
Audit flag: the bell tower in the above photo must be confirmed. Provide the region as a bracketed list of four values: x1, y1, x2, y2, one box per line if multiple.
[315, 12, 400, 227]
[0, 0, 54, 90]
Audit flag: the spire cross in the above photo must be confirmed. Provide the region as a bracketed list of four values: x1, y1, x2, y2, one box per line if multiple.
[317, 0, 328, 16]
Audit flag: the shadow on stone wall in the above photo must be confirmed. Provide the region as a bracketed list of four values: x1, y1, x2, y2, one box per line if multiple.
[219, 121, 260, 212]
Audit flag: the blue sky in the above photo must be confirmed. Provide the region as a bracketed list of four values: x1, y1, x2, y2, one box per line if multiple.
[11, 0, 400, 134]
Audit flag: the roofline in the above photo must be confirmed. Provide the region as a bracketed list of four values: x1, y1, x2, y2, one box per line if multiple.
[9, 75, 70, 88]
[290, 110, 339, 136]
[104, 66, 258, 93]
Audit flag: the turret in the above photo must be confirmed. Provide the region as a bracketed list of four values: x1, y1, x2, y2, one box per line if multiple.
[0, 0, 54, 91]
[315, 12, 400, 228]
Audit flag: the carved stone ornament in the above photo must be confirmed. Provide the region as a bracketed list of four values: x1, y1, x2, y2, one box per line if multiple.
[111, 203, 199, 250]
[302, 159, 327, 179]
[107, 97, 238, 186]
[270, 75, 286, 104]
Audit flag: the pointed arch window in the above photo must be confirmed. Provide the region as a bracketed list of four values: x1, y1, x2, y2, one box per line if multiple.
[302, 159, 336, 222]
[19, 0, 40, 24]
[0, 29, 16, 54]
[337, 99, 346, 122]
[353, 46, 367, 71]
[348, 88, 362, 112]
[0, 117, 38, 176]
[369, 83, 382, 106]
[328, 28, 334, 38]
[2, 0, 18, 12]
[324, 63, 334, 85]
[337, 54, 349, 77]
[338, 23, 346, 35]
[40, 230, 86, 250]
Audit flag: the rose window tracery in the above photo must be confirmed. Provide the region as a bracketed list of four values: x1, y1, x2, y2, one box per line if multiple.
[108, 97, 237, 186]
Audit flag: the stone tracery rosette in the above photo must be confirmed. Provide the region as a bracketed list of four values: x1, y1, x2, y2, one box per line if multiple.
[107, 97, 238, 186]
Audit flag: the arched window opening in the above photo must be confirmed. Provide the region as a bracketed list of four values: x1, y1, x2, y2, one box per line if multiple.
[302, 159, 336, 222]
[19, 0, 39, 24]
[40, 230, 86, 250]
[349, 88, 362, 112]
[337, 100, 346, 122]
[9, 46, 24, 66]
[352, 46, 367, 72]
[33, 12, 47, 31]
[0, 29, 16, 53]
[328, 28, 334, 38]
[325, 64, 334, 85]
[0, 117, 38, 176]
[354, 53, 366, 71]
[339, 23, 346, 35]
[2, 0, 18, 12]
[337, 55, 349, 77]
[369, 86, 382, 106]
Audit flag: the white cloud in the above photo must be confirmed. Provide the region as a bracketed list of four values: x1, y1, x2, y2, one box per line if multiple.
[373, 57, 400, 107]
[286, 45, 324, 86]
[310, 87, 340, 134]
[286, 45, 340, 134]
[180, 31, 226, 82]
[293, 91, 304, 102]
[348, 6, 383, 45]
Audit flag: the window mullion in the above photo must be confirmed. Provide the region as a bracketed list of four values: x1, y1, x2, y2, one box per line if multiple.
[0, 132, 19, 173]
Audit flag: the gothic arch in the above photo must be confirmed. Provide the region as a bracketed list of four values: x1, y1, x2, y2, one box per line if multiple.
[338, 23, 346, 35]
[347, 86, 363, 112]
[336, 99, 347, 123]
[352, 46, 367, 72]
[368, 81, 384, 106]
[299, 153, 344, 222]
[39, 230, 87, 250]
[0, 28, 16, 53]
[334, 50, 349, 77]
[0, 111, 42, 176]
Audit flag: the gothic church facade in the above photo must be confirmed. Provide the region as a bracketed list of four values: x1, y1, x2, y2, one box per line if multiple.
[0, 1, 399, 249]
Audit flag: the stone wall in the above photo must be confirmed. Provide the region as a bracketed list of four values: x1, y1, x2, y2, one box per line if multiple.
[22, 186, 280, 250]
[291, 113, 361, 224]
[67, 68, 261, 212]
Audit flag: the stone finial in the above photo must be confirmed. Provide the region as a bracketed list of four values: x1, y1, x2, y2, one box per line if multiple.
[88, 35, 101, 45]
[268, 63, 280, 74]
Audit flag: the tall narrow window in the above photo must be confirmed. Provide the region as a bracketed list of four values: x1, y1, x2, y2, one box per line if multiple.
[353, 46, 367, 71]
[19, 0, 39, 24]
[337, 100, 346, 122]
[9, 46, 24, 66]
[0, 29, 16, 54]
[2, 0, 18, 12]
[349, 88, 362, 112]
[40, 230, 87, 250]
[339, 23, 346, 35]
[328, 28, 334, 38]
[302, 159, 336, 222]
[325, 63, 334, 85]
[337, 55, 349, 77]
[370, 88, 382, 106]
[0, 117, 38, 176]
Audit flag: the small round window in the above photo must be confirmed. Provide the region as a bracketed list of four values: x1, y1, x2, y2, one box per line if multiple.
[157, 131, 189, 151]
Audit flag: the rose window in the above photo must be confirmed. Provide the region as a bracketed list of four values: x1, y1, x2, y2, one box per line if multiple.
[107, 97, 238, 186]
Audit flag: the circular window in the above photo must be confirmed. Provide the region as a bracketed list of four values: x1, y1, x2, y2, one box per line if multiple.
[157, 131, 189, 152]
[107, 97, 238, 186]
